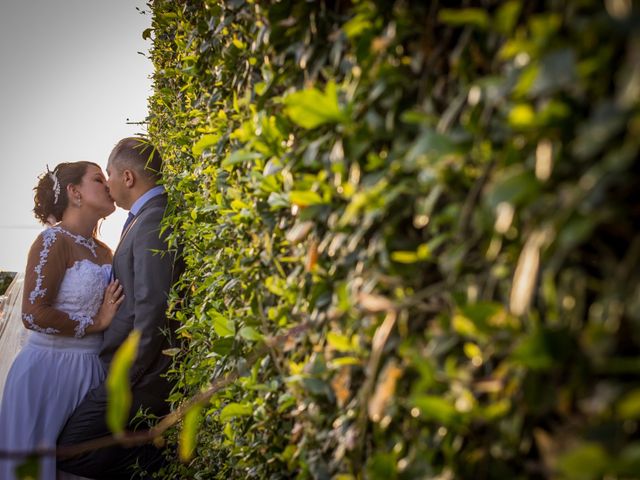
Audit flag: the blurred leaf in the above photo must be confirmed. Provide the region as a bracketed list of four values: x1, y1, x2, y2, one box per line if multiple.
[572, 102, 626, 160]
[239, 326, 264, 342]
[557, 215, 595, 251]
[222, 150, 261, 167]
[557, 443, 610, 479]
[14, 456, 39, 480]
[529, 49, 577, 96]
[411, 395, 459, 425]
[179, 403, 204, 462]
[406, 129, 464, 165]
[617, 443, 640, 476]
[343, 13, 372, 39]
[327, 332, 353, 352]
[391, 244, 430, 264]
[438, 8, 489, 29]
[192, 134, 220, 156]
[494, 1, 522, 34]
[486, 168, 539, 210]
[366, 452, 397, 480]
[617, 389, 640, 419]
[508, 104, 536, 128]
[511, 328, 566, 371]
[220, 402, 253, 422]
[284, 81, 345, 129]
[106, 330, 141, 434]
[208, 309, 236, 337]
[289, 190, 324, 207]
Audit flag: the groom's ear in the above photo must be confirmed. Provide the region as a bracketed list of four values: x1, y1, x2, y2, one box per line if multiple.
[123, 169, 135, 188]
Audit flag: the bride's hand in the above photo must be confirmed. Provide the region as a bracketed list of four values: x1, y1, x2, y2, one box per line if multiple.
[88, 280, 125, 332]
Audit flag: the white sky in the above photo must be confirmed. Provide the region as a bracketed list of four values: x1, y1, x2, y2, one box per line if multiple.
[0, 0, 153, 272]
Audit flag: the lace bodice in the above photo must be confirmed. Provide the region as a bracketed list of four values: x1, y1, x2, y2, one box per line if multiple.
[21, 226, 113, 338]
[52, 260, 112, 337]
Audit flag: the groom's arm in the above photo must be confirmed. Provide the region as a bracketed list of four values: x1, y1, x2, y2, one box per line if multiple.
[129, 208, 176, 386]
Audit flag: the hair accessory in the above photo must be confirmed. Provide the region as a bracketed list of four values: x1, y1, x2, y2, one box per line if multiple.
[47, 165, 61, 204]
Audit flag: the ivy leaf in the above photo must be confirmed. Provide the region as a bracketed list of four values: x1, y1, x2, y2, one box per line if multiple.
[557, 443, 610, 479]
[508, 104, 536, 129]
[617, 389, 640, 420]
[222, 150, 261, 167]
[284, 81, 345, 129]
[494, 1, 522, 34]
[208, 309, 236, 337]
[106, 330, 141, 434]
[192, 134, 220, 156]
[220, 402, 253, 422]
[289, 190, 324, 207]
[366, 452, 397, 480]
[411, 395, 459, 425]
[327, 332, 353, 352]
[343, 13, 373, 39]
[438, 8, 490, 29]
[239, 326, 264, 342]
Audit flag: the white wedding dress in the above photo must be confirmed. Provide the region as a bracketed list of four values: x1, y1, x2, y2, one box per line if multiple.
[0, 227, 111, 480]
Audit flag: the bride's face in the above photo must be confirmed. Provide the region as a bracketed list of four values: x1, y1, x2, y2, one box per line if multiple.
[74, 165, 116, 218]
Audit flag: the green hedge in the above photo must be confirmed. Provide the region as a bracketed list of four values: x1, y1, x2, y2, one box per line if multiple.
[0, 272, 16, 296]
[148, 1, 640, 478]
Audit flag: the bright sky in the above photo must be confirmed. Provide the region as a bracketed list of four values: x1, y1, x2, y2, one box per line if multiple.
[0, 0, 152, 272]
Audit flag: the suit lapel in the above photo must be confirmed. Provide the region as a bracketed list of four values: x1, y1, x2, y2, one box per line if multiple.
[113, 194, 167, 263]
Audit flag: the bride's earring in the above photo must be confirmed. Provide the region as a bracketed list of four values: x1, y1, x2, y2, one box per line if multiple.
[76, 196, 82, 207]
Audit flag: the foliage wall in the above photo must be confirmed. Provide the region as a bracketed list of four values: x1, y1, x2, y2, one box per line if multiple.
[0, 272, 16, 297]
[148, 0, 640, 478]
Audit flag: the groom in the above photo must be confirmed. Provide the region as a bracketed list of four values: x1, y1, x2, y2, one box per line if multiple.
[58, 137, 183, 479]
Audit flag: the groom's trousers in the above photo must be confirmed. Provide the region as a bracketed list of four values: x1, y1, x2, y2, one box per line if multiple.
[57, 383, 169, 480]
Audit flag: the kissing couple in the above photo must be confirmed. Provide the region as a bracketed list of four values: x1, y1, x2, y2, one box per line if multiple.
[0, 137, 183, 479]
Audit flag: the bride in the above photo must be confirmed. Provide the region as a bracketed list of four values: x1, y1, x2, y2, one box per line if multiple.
[0, 161, 124, 480]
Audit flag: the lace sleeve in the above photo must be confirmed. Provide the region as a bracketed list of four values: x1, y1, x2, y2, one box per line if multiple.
[21, 229, 94, 337]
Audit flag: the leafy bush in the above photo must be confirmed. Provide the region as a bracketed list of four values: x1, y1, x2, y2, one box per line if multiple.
[148, 1, 640, 478]
[0, 272, 16, 296]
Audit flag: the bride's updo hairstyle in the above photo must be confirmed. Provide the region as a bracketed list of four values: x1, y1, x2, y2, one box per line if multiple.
[33, 161, 100, 225]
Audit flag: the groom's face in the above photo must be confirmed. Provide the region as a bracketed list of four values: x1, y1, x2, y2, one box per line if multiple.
[106, 159, 127, 209]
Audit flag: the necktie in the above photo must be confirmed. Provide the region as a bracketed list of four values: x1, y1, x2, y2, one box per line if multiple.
[121, 212, 135, 238]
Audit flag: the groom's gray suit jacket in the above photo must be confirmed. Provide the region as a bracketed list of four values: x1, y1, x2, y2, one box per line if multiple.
[101, 193, 180, 398]
[57, 193, 182, 479]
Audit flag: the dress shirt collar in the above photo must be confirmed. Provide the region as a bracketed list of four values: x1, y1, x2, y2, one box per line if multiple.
[129, 185, 165, 216]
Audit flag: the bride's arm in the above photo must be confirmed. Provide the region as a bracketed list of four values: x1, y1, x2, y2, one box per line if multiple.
[20, 229, 102, 338]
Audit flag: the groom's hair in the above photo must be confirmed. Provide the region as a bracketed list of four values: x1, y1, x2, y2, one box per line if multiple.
[109, 137, 163, 184]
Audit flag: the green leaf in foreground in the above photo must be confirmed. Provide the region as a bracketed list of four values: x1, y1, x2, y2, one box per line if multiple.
[106, 330, 141, 434]
[179, 403, 204, 463]
[14, 455, 39, 480]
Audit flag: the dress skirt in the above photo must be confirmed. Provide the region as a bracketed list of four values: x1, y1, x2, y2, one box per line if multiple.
[0, 331, 105, 480]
